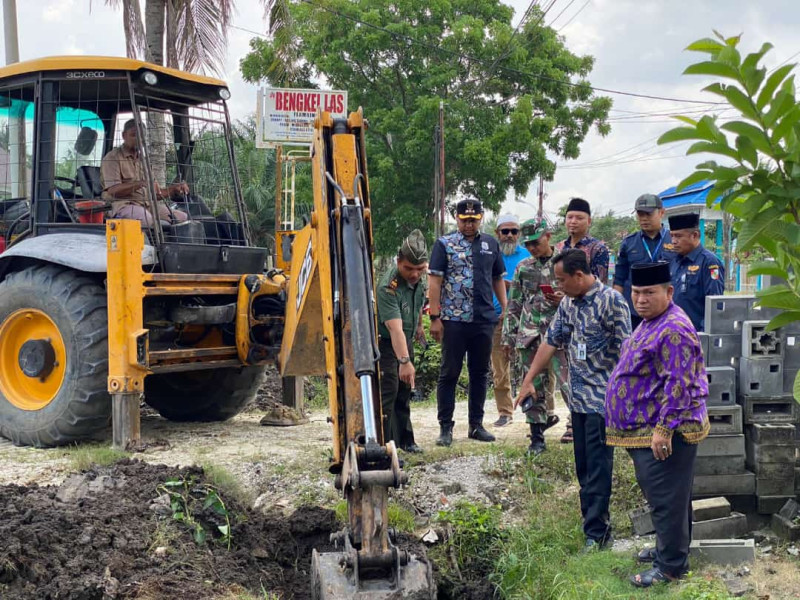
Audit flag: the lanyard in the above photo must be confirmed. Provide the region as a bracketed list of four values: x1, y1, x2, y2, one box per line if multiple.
[641, 231, 663, 262]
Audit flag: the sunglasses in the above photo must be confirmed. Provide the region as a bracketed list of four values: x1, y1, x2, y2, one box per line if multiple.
[499, 228, 519, 235]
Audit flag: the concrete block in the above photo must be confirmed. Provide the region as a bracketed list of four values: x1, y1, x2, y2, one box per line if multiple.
[785, 318, 800, 335]
[708, 405, 743, 435]
[697, 434, 745, 458]
[778, 498, 800, 520]
[747, 423, 797, 445]
[742, 320, 784, 358]
[695, 455, 747, 476]
[784, 334, 800, 370]
[748, 297, 782, 321]
[692, 497, 732, 522]
[690, 538, 755, 564]
[628, 505, 655, 536]
[796, 467, 800, 494]
[739, 357, 783, 397]
[692, 512, 749, 540]
[771, 513, 800, 541]
[698, 332, 710, 359]
[750, 461, 796, 479]
[746, 438, 796, 467]
[741, 395, 799, 425]
[693, 472, 755, 497]
[783, 367, 798, 394]
[706, 367, 737, 406]
[706, 334, 741, 367]
[756, 477, 796, 496]
[705, 295, 750, 335]
[758, 495, 796, 514]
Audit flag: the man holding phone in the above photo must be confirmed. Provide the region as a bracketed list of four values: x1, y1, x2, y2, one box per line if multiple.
[502, 218, 565, 455]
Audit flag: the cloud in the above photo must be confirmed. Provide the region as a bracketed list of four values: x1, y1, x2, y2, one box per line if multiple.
[42, 0, 75, 23]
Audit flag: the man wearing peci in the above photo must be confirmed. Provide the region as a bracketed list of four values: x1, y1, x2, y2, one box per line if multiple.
[605, 261, 710, 587]
[667, 213, 724, 332]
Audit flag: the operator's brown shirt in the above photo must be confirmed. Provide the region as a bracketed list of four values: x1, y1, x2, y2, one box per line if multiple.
[100, 145, 147, 213]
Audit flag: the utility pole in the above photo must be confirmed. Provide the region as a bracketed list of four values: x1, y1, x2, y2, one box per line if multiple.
[537, 176, 544, 218]
[433, 101, 446, 237]
[439, 101, 445, 236]
[3, 0, 20, 65]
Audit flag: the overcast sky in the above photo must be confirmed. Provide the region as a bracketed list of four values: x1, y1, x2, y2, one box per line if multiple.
[2, 0, 798, 220]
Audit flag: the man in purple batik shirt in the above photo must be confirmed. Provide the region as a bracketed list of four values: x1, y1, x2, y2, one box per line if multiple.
[605, 261, 709, 588]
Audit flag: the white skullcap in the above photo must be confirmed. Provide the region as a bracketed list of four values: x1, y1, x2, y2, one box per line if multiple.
[496, 213, 520, 226]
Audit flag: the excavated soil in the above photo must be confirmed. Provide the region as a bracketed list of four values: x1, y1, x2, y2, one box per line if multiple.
[0, 459, 336, 600]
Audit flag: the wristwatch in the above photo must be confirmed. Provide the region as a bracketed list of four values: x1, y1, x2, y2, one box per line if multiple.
[429, 314, 440, 321]
[398, 356, 411, 364]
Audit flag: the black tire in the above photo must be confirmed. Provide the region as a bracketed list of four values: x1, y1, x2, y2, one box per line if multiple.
[0, 265, 110, 447]
[144, 366, 266, 421]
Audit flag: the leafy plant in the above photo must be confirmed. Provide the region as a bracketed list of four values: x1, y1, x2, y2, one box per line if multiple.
[657, 31, 800, 400]
[436, 501, 506, 576]
[157, 476, 233, 550]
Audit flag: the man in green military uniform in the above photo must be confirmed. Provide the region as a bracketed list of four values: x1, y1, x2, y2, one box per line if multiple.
[502, 218, 566, 455]
[377, 230, 428, 453]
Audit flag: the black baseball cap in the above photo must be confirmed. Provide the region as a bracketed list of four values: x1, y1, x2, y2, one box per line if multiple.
[634, 193, 663, 213]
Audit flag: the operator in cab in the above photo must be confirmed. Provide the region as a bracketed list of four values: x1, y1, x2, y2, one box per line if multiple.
[614, 193, 677, 329]
[100, 119, 189, 226]
[377, 230, 428, 453]
[667, 213, 724, 332]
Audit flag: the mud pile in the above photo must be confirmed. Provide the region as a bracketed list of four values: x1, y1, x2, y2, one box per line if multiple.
[0, 459, 335, 599]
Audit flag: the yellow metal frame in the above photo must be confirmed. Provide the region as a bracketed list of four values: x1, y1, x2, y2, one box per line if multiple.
[105, 219, 284, 394]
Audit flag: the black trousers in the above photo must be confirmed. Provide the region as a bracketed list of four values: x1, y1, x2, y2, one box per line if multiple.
[379, 338, 416, 449]
[572, 412, 614, 542]
[437, 320, 495, 426]
[628, 436, 697, 578]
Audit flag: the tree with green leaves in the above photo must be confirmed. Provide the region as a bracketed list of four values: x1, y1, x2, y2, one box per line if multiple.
[657, 31, 800, 398]
[240, 0, 611, 255]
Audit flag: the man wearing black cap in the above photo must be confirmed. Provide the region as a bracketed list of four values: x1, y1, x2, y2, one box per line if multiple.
[428, 198, 507, 446]
[614, 194, 677, 329]
[555, 197, 610, 443]
[606, 262, 709, 587]
[377, 230, 429, 453]
[667, 213, 724, 331]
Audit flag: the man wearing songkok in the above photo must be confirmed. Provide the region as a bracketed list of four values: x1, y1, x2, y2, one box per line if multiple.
[605, 261, 710, 588]
[517, 249, 631, 550]
[667, 213, 724, 331]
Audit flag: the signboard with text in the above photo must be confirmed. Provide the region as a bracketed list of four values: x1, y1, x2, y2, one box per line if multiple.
[256, 87, 348, 148]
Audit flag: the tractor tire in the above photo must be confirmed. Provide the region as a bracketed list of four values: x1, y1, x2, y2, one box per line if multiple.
[0, 265, 109, 447]
[144, 366, 266, 422]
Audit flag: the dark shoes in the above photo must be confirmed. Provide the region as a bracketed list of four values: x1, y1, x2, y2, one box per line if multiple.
[436, 421, 454, 447]
[630, 566, 678, 588]
[636, 546, 657, 563]
[544, 414, 560, 431]
[468, 424, 496, 442]
[560, 425, 574, 444]
[527, 423, 546, 456]
[401, 444, 424, 454]
[582, 534, 614, 554]
[493, 415, 513, 427]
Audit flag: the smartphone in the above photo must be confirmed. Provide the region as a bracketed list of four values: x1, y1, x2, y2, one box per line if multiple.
[520, 395, 535, 413]
[539, 284, 555, 295]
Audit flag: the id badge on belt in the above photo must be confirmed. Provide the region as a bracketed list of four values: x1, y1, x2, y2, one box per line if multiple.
[577, 341, 587, 360]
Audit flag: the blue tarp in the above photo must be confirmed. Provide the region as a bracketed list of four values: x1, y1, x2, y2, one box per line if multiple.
[657, 179, 714, 210]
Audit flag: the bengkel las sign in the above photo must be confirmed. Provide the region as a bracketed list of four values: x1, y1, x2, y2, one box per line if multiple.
[257, 87, 348, 147]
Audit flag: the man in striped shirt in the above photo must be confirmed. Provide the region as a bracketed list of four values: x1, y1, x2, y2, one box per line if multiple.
[517, 249, 631, 551]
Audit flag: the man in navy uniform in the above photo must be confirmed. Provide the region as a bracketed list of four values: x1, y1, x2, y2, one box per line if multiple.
[614, 194, 677, 329]
[668, 213, 725, 332]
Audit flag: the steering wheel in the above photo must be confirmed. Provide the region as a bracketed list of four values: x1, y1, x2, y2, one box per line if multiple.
[54, 176, 77, 198]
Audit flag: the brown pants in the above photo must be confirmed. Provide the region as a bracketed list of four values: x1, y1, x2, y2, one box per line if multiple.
[490, 323, 513, 417]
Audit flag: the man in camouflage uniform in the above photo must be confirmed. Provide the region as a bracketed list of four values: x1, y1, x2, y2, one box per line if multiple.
[502, 218, 567, 455]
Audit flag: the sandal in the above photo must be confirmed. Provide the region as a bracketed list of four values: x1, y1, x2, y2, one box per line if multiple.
[544, 414, 560, 431]
[630, 567, 675, 588]
[636, 547, 657, 563]
[560, 425, 573, 444]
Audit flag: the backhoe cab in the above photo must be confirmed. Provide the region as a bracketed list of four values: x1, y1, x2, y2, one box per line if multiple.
[0, 57, 284, 446]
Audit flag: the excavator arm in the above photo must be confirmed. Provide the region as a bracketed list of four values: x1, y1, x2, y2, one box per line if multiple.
[279, 110, 434, 599]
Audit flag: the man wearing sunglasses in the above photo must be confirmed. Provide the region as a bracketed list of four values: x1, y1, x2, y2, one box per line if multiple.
[489, 214, 529, 427]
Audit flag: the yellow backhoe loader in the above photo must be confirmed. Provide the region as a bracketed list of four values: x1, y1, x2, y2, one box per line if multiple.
[0, 57, 433, 598]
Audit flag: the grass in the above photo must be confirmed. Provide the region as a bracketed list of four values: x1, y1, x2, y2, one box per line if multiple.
[334, 499, 417, 534]
[304, 376, 329, 410]
[63, 443, 128, 472]
[203, 463, 254, 508]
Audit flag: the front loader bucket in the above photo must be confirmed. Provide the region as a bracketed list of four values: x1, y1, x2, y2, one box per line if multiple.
[311, 549, 435, 600]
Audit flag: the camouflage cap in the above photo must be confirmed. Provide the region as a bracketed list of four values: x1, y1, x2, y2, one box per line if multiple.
[399, 229, 428, 265]
[520, 218, 548, 243]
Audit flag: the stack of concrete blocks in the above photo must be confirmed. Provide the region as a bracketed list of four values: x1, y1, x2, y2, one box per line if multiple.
[691, 497, 749, 539]
[697, 295, 800, 514]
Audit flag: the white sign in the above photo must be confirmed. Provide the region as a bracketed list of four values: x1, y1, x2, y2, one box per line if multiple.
[257, 87, 348, 148]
